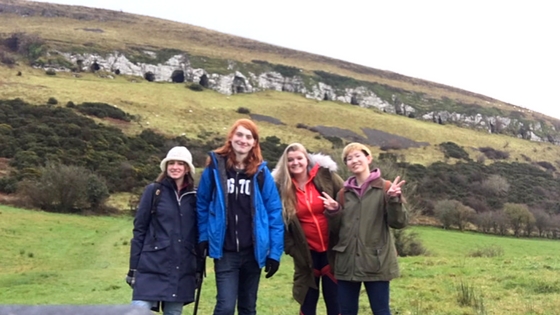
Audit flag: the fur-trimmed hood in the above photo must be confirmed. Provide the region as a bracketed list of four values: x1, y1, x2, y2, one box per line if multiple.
[272, 153, 338, 178]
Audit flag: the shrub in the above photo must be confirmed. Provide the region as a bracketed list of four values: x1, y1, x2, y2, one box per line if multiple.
[468, 245, 504, 257]
[0, 176, 18, 194]
[296, 123, 308, 129]
[440, 142, 470, 160]
[536, 161, 556, 171]
[45, 69, 56, 76]
[86, 174, 110, 211]
[479, 147, 509, 160]
[503, 203, 534, 237]
[237, 107, 251, 114]
[473, 212, 494, 233]
[66, 101, 76, 108]
[4, 32, 46, 62]
[380, 139, 402, 151]
[481, 174, 510, 197]
[188, 83, 204, 91]
[392, 228, 426, 257]
[76, 102, 134, 122]
[47, 97, 58, 105]
[455, 280, 486, 313]
[17, 162, 110, 213]
[0, 50, 16, 66]
[434, 199, 475, 231]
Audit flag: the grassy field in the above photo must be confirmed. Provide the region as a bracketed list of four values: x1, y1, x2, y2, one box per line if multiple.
[2, 204, 560, 314]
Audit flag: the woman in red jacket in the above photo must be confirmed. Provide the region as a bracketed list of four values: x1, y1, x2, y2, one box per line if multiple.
[273, 143, 344, 315]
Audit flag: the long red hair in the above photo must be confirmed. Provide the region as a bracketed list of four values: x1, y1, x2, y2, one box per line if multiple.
[211, 119, 263, 176]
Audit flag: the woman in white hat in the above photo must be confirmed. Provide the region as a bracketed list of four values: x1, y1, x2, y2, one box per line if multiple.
[126, 146, 204, 315]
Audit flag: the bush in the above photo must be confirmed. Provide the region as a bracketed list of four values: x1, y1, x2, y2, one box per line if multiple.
[66, 101, 76, 108]
[479, 147, 509, 160]
[188, 83, 204, 91]
[45, 69, 56, 76]
[434, 199, 475, 231]
[76, 102, 134, 122]
[468, 245, 504, 257]
[440, 141, 470, 160]
[4, 32, 46, 62]
[0, 50, 16, 66]
[0, 176, 18, 194]
[392, 228, 426, 256]
[237, 107, 251, 114]
[47, 97, 58, 105]
[17, 162, 110, 213]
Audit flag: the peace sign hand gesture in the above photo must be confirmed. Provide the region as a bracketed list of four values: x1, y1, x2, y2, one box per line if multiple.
[387, 176, 406, 197]
[319, 192, 339, 211]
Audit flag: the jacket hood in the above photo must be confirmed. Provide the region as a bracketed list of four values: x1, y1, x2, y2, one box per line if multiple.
[309, 153, 338, 172]
[271, 153, 337, 178]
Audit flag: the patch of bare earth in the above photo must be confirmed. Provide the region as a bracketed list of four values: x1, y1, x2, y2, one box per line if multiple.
[250, 114, 285, 125]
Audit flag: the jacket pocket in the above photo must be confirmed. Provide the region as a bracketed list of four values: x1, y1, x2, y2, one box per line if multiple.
[362, 245, 383, 275]
[332, 243, 351, 276]
[138, 239, 171, 274]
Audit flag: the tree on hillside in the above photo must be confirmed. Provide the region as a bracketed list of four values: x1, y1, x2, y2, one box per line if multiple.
[434, 199, 475, 231]
[491, 211, 509, 236]
[474, 212, 493, 233]
[503, 203, 534, 237]
[481, 174, 510, 197]
[531, 208, 550, 237]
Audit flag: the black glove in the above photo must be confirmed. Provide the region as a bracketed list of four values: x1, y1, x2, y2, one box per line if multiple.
[125, 269, 136, 288]
[264, 258, 279, 278]
[197, 241, 208, 258]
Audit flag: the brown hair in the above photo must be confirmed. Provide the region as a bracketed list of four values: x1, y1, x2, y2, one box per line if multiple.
[210, 119, 263, 176]
[155, 166, 195, 190]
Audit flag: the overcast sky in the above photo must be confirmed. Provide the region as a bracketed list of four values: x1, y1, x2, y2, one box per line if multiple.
[32, 0, 560, 119]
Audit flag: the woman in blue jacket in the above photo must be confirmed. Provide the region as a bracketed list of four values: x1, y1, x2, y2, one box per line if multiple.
[127, 146, 203, 315]
[197, 119, 284, 315]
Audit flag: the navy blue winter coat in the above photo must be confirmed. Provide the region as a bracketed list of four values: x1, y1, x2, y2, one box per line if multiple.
[129, 178, 198, 304]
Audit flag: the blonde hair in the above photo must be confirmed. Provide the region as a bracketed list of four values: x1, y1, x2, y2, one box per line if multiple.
[342, 142, 372, 162]
[273, 143, 310, 225]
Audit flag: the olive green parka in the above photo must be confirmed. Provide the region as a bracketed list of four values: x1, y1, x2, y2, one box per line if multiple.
[329, 175, 408, 282]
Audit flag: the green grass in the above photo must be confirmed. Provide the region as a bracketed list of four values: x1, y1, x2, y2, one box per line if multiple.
[2, 205, 560, 314]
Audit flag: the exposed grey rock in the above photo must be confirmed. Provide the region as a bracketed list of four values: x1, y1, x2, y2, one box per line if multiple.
[46, 50, 557, 145]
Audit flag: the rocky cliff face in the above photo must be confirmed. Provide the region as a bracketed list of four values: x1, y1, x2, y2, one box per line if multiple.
[49, 51, 557, 144]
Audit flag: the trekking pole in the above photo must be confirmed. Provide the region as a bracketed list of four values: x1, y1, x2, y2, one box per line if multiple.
[193, 249, 207, 315]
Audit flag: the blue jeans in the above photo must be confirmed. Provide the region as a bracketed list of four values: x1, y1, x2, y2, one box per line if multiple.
[213, 249, 261, 315]
[338, 280, 391, 315]
[131, 300, 183, 315]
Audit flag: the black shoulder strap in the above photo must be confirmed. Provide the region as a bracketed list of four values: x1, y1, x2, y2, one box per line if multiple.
[151, 182, 162, 215]
[150, 182, 162, 241]
[257, 169, 265, 192]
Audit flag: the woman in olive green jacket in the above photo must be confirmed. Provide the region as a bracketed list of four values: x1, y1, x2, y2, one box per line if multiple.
[273, 143, 344, 315]
[322, 142, 408, 315]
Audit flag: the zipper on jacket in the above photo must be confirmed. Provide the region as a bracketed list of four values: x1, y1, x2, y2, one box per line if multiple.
[304, 187, 327, 252]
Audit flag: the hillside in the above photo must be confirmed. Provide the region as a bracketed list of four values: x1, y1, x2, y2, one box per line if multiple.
[2, 0, 560, 229]
[1, 0, 559, 141]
